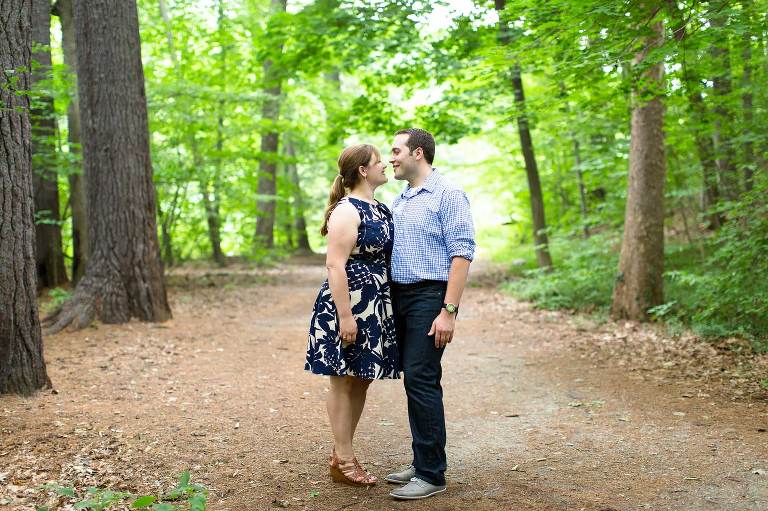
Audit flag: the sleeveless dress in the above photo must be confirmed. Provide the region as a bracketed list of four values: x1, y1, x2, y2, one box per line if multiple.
[305, 197, 400, 379]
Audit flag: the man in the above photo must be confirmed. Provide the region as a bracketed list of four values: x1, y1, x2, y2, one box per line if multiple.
[386, 128, 475, 500]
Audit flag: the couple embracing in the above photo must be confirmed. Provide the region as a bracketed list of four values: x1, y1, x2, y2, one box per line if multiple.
[305, 128, 475, 500]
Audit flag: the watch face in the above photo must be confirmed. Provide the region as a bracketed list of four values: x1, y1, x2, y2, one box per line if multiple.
[445, 303, 457, 313]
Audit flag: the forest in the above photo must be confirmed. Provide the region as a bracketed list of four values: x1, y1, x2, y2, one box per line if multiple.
[1, 0, 767, 510]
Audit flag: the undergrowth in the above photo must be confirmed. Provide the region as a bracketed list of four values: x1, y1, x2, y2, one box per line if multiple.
[38, 471, 206, 511]
[500, 194, 768, 351]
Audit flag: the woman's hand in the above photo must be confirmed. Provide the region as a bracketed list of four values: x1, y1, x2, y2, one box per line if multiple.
[339, 313, 357, 346]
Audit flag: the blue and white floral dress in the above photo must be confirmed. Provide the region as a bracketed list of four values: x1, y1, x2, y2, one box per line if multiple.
[305, 197, 400, 379]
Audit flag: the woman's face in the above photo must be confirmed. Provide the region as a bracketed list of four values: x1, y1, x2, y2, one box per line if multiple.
[362, 151, 388, 188]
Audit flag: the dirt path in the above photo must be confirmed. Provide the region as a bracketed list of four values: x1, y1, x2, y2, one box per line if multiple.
[1, 259, 767, 511]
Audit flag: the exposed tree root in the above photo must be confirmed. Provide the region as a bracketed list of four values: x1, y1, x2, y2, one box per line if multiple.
[43, 276, 123, 334]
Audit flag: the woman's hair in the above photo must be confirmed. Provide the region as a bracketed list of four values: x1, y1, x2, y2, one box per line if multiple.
[320, 144, 379, 236]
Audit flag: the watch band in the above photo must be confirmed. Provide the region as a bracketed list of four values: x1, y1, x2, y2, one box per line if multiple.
[442, 303, 458, 314]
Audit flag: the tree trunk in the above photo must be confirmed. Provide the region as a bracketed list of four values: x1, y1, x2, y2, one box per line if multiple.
[31, 0, 68, 289]
[741, 1, 755, 192]
[277, 162, 295, 249]
[286, 140, 311, 252]
[156, 197, 174, 267]
[494, 0, 552, 269]
[203, 178, 225, 265]
[611, 13, 666, 321]
[157, 0, 179, 71]
[207, 2, 226, 266]
[572, 136, 589, 238]
[666, 0, 722, 229]
[510, 65, 553, 269]
[0, 0, 52, 395]
[709, 9, 739, 201]
[254, 0, 287, 249]
[43, 0, 171, 333]
[53, 0, 87, 283]
[155, 0, 183, 268]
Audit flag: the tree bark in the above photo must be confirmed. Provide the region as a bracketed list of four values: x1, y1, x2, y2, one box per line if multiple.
[31, 0, 67, 289]
[611, 12, 667, 321]
[254, 0, 287, 249]
[53, 0, 87, 283]
[286, 140, 311, 252]
[43, 0, 171, 333]
[208, 114, 225, 266]
[0, 0, 52, 395]
[511, 65, 553, 268]
[494, 0, 552, 269]
[277, 162, 294, 248]
[203, 177, 225, 265]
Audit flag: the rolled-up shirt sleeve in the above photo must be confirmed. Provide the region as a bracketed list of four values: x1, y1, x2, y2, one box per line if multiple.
[440, 189, 476, 261]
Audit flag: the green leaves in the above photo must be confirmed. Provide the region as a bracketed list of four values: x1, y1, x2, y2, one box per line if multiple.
[40, 472, 207, 511]
[131, 495, 157, 508]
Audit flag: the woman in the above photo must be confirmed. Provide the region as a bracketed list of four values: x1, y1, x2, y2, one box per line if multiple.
[305, 144, 399, 486]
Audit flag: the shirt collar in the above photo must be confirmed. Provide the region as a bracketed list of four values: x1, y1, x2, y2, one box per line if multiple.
[401, 168, 440, 198]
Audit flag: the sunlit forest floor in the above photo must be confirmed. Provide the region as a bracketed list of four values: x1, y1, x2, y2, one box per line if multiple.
[2, 256, 767, 510]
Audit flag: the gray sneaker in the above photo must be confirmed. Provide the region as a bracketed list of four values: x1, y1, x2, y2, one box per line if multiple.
[385, 465, 416, 484]
[389, 477, 447, 500]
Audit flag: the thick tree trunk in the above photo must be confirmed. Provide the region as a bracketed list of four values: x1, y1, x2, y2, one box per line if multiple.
[254, 66, 281, 249]
[494, 0, 552, 269]
[611, 15, 667, 321]
[53, 0, 87, 283]
[0, 0, 52, 395]
[31, 0, 68, 289]
[254, 0, 287, 249]
[286, 141, 311, 253]
[44, 0, 171, 333]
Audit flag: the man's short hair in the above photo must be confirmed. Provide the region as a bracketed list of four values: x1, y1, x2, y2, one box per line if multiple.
[395, 128, 435, 165]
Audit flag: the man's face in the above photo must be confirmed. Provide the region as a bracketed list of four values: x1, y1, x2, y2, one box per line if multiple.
[390, 133, 418, 181]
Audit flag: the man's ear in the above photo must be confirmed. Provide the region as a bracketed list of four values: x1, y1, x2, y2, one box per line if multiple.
[414, 147, 423, 160]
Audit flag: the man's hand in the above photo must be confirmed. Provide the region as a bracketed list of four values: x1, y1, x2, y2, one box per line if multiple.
[428, 310, 456, 349]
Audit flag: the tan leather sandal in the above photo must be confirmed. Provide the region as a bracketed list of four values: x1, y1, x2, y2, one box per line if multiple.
[329, 448, 378, 486]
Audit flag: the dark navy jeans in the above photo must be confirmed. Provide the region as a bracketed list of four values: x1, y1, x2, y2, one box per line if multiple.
[393, 280, 447, 486]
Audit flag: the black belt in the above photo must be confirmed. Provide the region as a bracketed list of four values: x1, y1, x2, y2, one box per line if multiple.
[392, 279, 447, 290]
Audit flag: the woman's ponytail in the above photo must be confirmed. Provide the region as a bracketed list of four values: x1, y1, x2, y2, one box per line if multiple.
[320, 174, 347, 236]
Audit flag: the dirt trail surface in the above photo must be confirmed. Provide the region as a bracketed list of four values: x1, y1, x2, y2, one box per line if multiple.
[2, 258, 767, 511]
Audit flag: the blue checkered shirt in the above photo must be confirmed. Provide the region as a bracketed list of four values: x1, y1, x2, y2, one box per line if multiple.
[391, 170, 476, 284]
